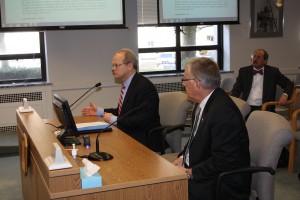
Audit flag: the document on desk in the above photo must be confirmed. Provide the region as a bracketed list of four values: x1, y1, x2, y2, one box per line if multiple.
[76, 122, 109, 132]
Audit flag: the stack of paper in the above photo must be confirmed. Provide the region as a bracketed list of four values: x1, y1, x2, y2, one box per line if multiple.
[76, 122, 109, 131]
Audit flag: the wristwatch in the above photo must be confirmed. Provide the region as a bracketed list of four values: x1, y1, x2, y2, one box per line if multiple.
[186, 168, 193, 179]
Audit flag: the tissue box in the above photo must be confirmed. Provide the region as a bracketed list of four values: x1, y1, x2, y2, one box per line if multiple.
[80, 167, 102, 189]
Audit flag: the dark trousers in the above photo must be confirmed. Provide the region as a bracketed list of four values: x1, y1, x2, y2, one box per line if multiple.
[245, 105, 262, 120]
[250, 105, 262, 113]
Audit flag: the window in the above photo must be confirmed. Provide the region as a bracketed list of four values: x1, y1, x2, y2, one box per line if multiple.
[138, 25, 223, 74]
[137, 0, 224, 74]
[0, 32, 46, 85]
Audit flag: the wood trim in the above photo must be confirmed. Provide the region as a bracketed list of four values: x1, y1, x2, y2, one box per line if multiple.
[17, 110, 188, 200]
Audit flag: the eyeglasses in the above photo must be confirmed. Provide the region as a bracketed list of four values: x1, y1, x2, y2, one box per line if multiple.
[251, 55, 264, 59]
[181, 78, 197, 82]
[112, 63, 129, 68]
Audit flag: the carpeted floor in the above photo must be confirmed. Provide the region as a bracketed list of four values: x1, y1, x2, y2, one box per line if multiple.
[0, 146, 19, 158]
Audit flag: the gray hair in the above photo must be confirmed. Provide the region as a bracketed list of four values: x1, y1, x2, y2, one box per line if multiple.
[116, 48, 138, 70]
[186, 57, 221, 89]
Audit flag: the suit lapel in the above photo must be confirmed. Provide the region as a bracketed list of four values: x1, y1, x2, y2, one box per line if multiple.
[120, 73, 138, 114]
[262, 65, 271, 101]
[190, 89, 220, 143]
[245, 66, 254, 93]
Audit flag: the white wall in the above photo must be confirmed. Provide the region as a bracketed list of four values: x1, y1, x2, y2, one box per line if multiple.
[3, 0, 300, 119]
[47, 0, 139, 115]
[229, 1, 300, 77]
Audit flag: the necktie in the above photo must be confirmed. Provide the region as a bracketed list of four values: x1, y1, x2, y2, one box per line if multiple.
[253, 69, 263, 75]
[184, 105, 201, 166]
[118, 85, 125, 115]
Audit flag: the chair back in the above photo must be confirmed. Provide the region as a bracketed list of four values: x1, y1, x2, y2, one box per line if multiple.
[246, 111, 293, 200]
[230, 96, 251, 120]
[220, 77, 235, 94]
[158, 91, 193, 152]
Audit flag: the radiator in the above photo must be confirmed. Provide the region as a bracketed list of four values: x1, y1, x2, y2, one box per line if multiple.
[0, 85, 53, 132]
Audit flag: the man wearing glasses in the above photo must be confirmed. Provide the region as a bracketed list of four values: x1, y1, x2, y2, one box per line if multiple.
[174, 57, 251, 200]
[231, 49, 294, 113]
[82, 48, 161, 151]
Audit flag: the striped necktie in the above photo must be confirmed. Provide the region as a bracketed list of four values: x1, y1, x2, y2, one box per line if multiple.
[118, 85, 125, 115]
[184, 105, 201, 166]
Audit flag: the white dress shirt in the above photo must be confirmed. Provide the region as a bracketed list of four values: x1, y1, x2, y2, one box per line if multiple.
[247, 68, 264, 106]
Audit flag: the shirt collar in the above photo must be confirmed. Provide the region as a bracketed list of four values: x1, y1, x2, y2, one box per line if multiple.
[199, 89, 214, 112]
[123, 72, 135, 88]
[253, 66, 264, 71]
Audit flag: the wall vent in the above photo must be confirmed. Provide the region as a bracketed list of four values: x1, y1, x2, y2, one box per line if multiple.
[0, 92, 43, 104]
[155, 82, 185, 93]
[0, 125, 18, 132]
[0, 85, 53, 134]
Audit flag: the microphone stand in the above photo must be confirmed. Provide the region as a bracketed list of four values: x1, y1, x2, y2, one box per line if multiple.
[70, 82, 101, 108]
[88, 103, 146, 161]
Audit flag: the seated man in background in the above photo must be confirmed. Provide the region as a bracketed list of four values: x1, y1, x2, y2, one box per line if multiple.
[173, 57, 251, 200]
[81, 48, 161, 151]
[231, 49, 294, 113]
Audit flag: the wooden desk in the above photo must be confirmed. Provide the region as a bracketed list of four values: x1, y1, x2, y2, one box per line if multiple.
[17, 110, 187, 200]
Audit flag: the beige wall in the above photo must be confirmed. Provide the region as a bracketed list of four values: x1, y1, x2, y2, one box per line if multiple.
[229, 1, 300, 76]
[2, 0, 300, 120]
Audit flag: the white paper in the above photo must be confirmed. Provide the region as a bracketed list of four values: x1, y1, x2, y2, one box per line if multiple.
[82, 158, 100, 176]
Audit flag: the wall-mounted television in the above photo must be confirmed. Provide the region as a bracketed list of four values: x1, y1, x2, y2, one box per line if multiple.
[158, 0, 239, 26]
[0, 0, 125, 31]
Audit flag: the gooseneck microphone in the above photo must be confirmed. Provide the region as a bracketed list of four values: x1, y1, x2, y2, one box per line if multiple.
[88, 103, 147, 161]
[70, 82, 102, 108]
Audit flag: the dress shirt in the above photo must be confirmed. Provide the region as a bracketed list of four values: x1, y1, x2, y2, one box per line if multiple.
[247, 68, 264, 106]
[96, 73, 135, 123]
[184, 90, 213, 166]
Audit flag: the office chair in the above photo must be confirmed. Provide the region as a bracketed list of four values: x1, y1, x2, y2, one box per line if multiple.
[288, 108, 300, 173]
[262, 86, 298, 120]
[216, 111, 294, 200]
[147, 91, 193, 160]
[230, 96, 251, 120]
[220, 77, 235, 95]
[262, 87, 299, 173]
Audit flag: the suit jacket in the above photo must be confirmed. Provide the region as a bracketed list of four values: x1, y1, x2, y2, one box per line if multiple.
[105, 73, 161, 151]
[180, 88, 251, 200]
[231, 65, 294, 111]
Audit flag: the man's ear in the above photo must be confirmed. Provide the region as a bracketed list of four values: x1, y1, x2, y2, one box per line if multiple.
[127, 62, 134, 71]
[195, 79, 202, 89]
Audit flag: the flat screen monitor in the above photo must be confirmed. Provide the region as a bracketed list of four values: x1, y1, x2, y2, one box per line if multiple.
[0, 0, 125, 31]
[52, 93, 79, 141]
[158, 0, 239, 26]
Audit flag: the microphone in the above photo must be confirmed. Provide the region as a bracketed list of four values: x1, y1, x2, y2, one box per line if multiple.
[70, 82, 101, 108]
[88, 103, 147, 161]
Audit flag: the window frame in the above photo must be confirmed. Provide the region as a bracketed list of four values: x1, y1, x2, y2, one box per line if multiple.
[0, 32, 46, 85]
[138, 25, 224, 75]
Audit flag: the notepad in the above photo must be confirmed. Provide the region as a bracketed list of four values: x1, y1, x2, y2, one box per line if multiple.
[76, 121, 110, 133]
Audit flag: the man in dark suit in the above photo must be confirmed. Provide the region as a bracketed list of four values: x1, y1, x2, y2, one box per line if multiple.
[81, 48, 161, 151]
[231, 49, 294, 113]
[173, 57, 251, 200]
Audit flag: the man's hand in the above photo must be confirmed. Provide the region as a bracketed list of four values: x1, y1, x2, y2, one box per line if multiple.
[173, 156, 183, 166]
[103, 112, 113, 123]
[81, 102, 98, 115]
[278, 94, 288, 105]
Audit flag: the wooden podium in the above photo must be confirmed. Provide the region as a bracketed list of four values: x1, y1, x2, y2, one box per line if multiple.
[16, 110, 188, 200]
